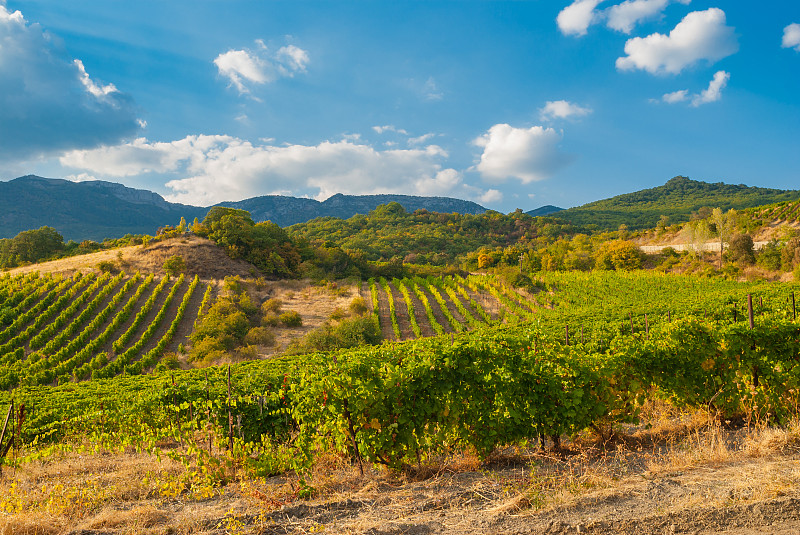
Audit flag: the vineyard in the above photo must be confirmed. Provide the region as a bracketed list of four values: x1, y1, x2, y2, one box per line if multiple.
[3, 267, 800, 532]
[1, 271, 799, 462]
[0, 270, 209, 389]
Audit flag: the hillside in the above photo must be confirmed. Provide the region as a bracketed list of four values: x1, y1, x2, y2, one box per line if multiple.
[0, 176, 487, 241]
[222, 192, 486, 227]
[0, 176, 206, 241]
[555, 176, 800, 230]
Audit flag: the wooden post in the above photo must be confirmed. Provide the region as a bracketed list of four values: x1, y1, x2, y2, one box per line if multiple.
[748, 294, 754, 329]
[629, 312, 633, 334]
[759, 296, 763, 312]
[668, 310, 671, 322]
[227, 365, 233, 453]
[645, 314, 649, 338]
[581, 327, 585, 345]
[793, 292, 796, 321]
[565, 325, 570, 346]
[0, 401, 14, 476]
[205, 370, 211, 455]
[733, 306, 737, 323]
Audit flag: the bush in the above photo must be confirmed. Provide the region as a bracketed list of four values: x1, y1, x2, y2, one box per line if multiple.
[163, 255, 186, 276]
[349, 296, 368, 316]
[289, 316, 381, 353]
[279, 310, 303, 327]
[262, 313, 281, 327]
[245, 326, 276, 346]
[261, 298, 283, 315]
[97, 260, 116, 273]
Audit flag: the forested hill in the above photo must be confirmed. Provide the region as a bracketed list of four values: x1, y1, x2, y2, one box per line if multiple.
[219, 193, 486, 227]
[0, 176, 206, 241]
[555, 176, 800, 230]
[0, 176, 486, 241]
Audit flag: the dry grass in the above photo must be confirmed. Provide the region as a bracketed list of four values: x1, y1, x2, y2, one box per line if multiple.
[4, 408, 800, 534]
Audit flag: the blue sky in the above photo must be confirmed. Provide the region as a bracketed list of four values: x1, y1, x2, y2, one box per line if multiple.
[0, 0, 798, 212]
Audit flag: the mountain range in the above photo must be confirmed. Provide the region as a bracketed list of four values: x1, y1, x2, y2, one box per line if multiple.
[0, 176, 487, 241]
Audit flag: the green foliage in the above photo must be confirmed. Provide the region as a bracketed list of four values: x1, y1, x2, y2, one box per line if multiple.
[199, 207, 301, 277]
[726, 233, 756, 265]
[0, 226, 64, 268]
[163, 255, 186, 276]
[96, 260, 117, 273]
[594, 240, 643, 271]
[556, 175, 800, 231]
[289, 204, 580, 267]
[279, 310, 303, 327]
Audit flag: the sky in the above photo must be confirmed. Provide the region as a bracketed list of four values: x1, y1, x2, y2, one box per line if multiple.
[0, 0, 798, 212]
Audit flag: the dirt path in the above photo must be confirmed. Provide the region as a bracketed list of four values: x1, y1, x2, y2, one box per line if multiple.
[404, 283, 436, 337]
[373, 282, 396, 342]
[387, 281, 415, 340]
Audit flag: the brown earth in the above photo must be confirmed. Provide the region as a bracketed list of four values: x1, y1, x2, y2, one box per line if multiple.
[4, 415, 800, 534]
[5, 236, 257, 279]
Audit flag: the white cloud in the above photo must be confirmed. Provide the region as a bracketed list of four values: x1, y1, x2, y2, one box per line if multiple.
[408, 133, 436, 146]
[0, 5, 139, 160]
[656, 70, 730, 106]
[783, 23, 800, 52]
[473, 124, 572, 184]
[540, 100, 593, 121]
[479, 189, 503, 204]
[422, 77, 443, 101]
[214, 40, 309, 94]
[372, 125, 409, 135]
[661, 89, 689, 103]
[60, 135, 499, 206]
[557, 0, 605, 37]
[691, 70, 729, 106]
[616, 8, 738, 74]
[605, 0, 690, 34]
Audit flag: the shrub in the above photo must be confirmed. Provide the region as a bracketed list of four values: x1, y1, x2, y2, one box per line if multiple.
[97, 260, 116, 273]
[349, 296, 368, 316]
[261, 298, 283, 315]
[163, 255, 186, 276]
[245, 326, 276, 346]
[279, 310, 303, 327]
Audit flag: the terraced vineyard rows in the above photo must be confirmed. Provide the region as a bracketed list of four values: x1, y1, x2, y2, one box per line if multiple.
[368, 274, 541, 341]
[0, 271, 211, 388]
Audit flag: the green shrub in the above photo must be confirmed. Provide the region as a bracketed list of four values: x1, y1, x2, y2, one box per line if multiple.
[279, 310, 303, 327]
[163, 255, 186, 276]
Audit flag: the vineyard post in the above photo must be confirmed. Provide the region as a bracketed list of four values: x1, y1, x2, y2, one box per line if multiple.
[733, 306, 737, 323]
[645, 314, 649, 338]
[227, 365, 233, 453]
[0, 400, 13, 476]
[565, 325, 569, 346]
[629, 312, 633, 334]
[759, 296, 763, 313]
[793, 292, 796, 321]
[668, 310, 671, 322]
[205, 371, 211, 455]
[748, 294, 754, 329]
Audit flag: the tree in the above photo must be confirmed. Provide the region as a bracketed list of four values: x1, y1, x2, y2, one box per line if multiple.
[595, 240, 643, 271]
[711, 207, 737, 269]
[725, 233, 755, 265]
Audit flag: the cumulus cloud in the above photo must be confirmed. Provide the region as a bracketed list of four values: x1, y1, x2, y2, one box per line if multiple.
[691, 70, 729, 106]
[655, 70, 730, 106]
[473, 124, 573, 184]
[60, 135, 498, 206]
[605, 0, 690, 34]
[616, 8, 738, 74]
[408, 133, 436, 146]
[214, 40, 309, 94]
[660, 89, 689, 103]
[783, 23, 800, 51]
[479, 189, 503, 204]
[372, 125, 409, 135]
[0, 5, 140, 160]
[557, 0, 605, 37]
[540, 100, 593, 121]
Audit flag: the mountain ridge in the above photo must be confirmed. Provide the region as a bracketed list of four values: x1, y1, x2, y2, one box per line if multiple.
[0, 176, 487, 241]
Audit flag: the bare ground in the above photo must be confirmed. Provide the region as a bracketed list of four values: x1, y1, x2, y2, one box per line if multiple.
[5, 236, 257, 279]
[4, 416, 800, 534]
